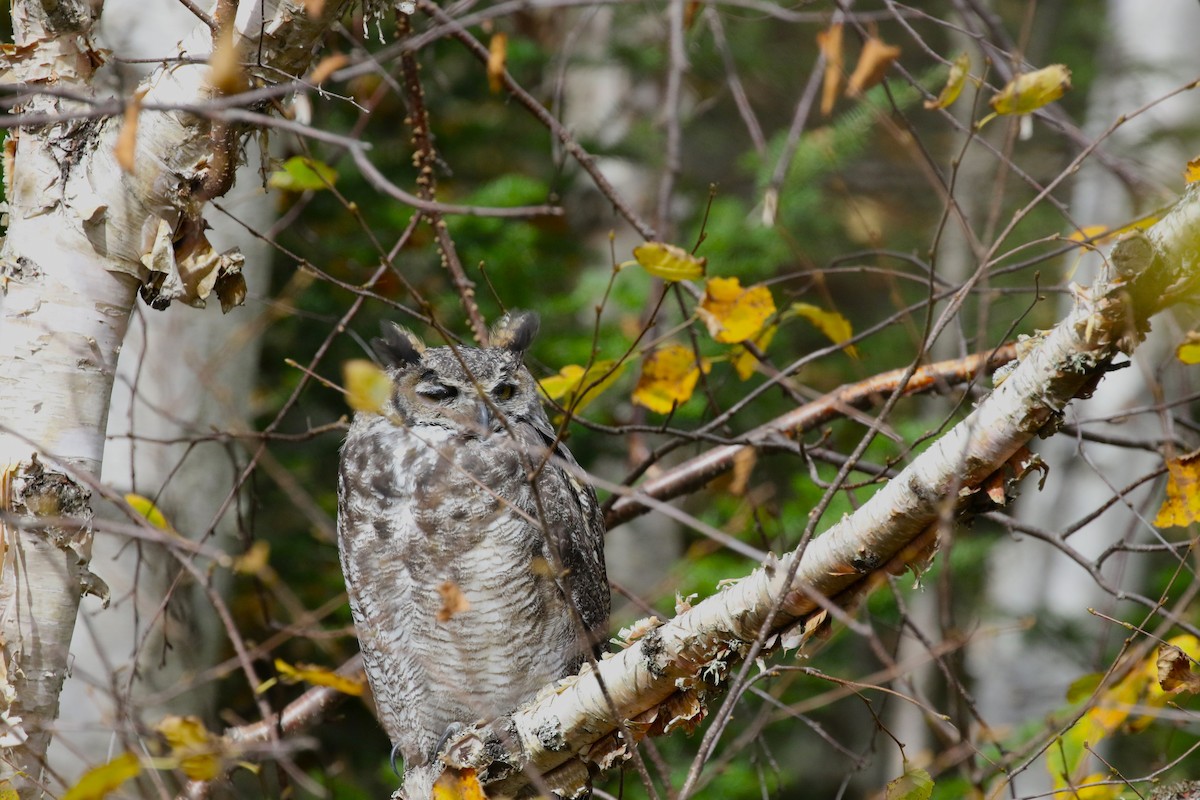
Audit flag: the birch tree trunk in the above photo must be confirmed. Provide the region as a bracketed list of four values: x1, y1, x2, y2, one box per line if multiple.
[43, 0, 279, 778]
[0, 0, 347, 791]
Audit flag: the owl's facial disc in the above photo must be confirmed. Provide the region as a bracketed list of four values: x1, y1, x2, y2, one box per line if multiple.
[407, 367, 520, 437]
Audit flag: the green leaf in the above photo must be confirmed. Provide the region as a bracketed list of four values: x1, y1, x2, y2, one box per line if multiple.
[885, 764, 933, 800]
[1066, 672, 1103, 704]
[268, 156, 338, 192]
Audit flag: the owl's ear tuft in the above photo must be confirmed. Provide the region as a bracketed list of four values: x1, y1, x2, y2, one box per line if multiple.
[372, 322, 426, 368]
[490, 311, 540, 354]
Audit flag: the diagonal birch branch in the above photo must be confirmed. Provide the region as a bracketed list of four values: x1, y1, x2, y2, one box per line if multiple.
[436, 185, 1200, 797]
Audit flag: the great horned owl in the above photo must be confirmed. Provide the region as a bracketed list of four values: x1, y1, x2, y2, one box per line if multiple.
[337, 311, 609, 799]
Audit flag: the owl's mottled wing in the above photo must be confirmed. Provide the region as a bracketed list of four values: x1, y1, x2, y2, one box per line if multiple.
[524, 412, 610, 650]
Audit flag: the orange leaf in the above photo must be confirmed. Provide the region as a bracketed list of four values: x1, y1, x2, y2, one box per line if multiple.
[816, 23, 844, 116]
[436, 580, 471, 622]
[114, 89, 147, 174]
[846, 37, 900, 97]
[632, 344, 710, 414]
[487, 32, 508, 94]
[1153, 450, 1200, 527]
[989, 64, 1072, 116]
[308, 52, 347, 85]
[433, 767, 488, 800]
[925, 52, 970, 110]
[697, 277, 776, 344]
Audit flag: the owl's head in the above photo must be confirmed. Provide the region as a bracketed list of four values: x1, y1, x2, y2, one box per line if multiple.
[370, 311, 545, 435]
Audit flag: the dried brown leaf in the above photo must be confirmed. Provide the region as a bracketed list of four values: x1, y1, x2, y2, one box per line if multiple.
[816, 23, 843, 116]
[846, 37, 900, 97]
[437, 580, 471, 622]
[1158, 645, 1200, 694]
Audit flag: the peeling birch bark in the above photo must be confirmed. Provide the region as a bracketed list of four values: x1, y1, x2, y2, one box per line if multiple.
[438, 185, 1200, 798]
[0, 0, 355, 792]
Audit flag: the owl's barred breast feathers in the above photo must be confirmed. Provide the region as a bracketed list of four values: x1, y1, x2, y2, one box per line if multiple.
[336, 311, 609, 799]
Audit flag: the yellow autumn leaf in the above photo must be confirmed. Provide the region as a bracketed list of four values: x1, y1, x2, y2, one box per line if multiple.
[433, 767, 488, 800]
[698, 277, 776, 344]
[989, 64, 1072, 116]
[846, 37, 901, 98]
[1185, 156, 1200, 184]
[274, 658, 366, 696]
[924, 52, 970, 110]
[538, 360, 626, 414]
[232, 540, 270, 576]
[156, 715, 223, 781]
[487, 32, 507, 94]
[1065, 224, 1111, 249]
[731, 324, 778, 380]
[344, 359, 392, 414]
[789, 302, 860, 358]
[1153, 450, 1200, 527]
[1085, 669, 1140, 736]
[1066, 213, 1161, 253]
[62, 753, 141, 800]
[632, 344, 710, 414]
[632, 242, 706, 282]
[1176, 331, 1200, 365]
[816, 23, 843, 116]
[1052, 668, 1143, 787]
[125, 493, 173, 531]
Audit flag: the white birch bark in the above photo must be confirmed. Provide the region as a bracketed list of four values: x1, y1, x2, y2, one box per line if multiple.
[44, 0, 278, 779]
[0, 0, 349, 792]
[438, 186, 1200, 798]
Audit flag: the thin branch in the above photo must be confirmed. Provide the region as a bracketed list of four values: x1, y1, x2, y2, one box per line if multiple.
[350, 146, 564, 219]
[606, 343, 1017, 527]
[397, 10, 489, 345]
[420, 0, 658, 241]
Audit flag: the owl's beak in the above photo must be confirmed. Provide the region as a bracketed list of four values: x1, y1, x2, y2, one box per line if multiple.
[476, 399, 495, 432]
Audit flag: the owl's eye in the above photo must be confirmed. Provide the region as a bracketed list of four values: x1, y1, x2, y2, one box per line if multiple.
[416, 383, 458, 402]
[492, 383, 517, 402]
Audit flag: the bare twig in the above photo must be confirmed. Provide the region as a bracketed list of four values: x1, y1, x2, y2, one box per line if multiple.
[420, 0, 658, 241]
[606, 343, 1017, 527]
